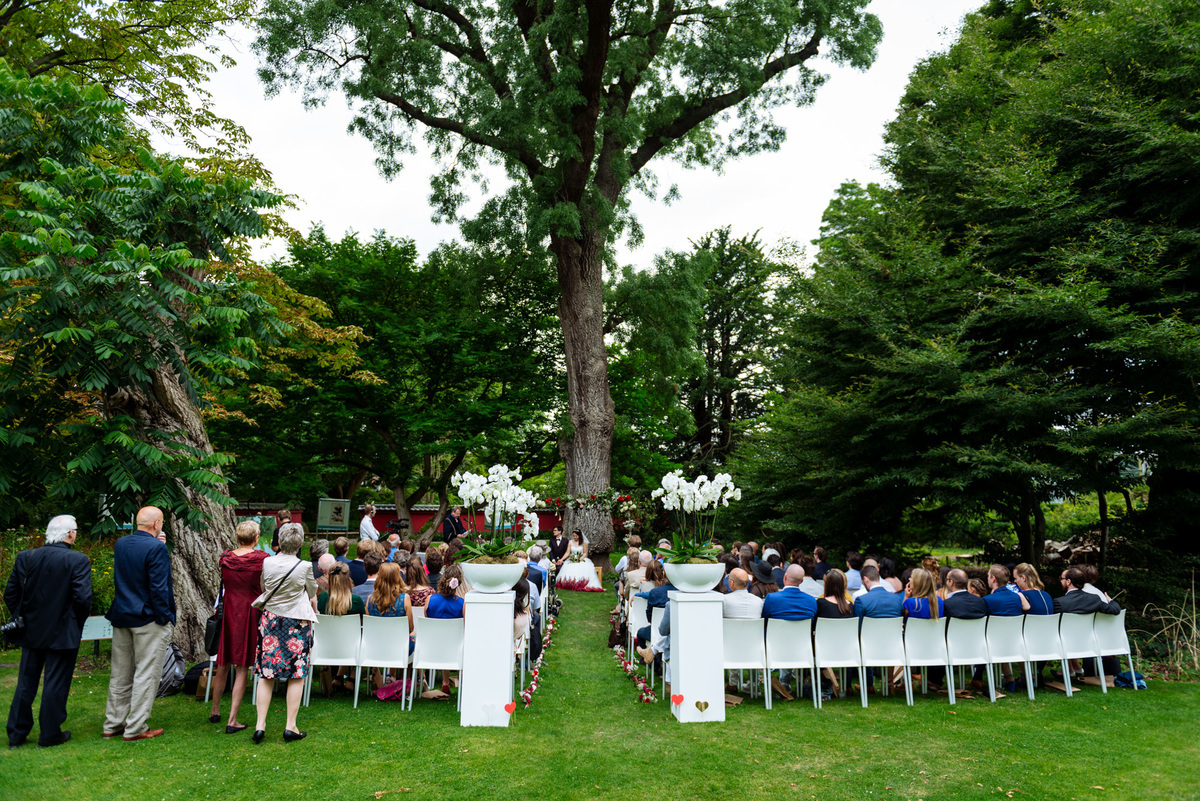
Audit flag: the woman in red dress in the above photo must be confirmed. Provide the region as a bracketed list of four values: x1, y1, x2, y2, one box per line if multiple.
[209, 520, 269, 732]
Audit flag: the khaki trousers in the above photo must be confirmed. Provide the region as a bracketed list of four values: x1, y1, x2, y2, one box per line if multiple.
[104, 622, 172, 737]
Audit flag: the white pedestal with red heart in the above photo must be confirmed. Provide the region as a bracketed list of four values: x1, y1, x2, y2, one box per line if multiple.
[667, 590, 725, 723]
[461, 590, 518, 727]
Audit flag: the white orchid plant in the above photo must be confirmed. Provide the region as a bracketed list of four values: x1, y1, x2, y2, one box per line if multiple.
[650, 470, 741, 563]
[451, 464, 540, 561]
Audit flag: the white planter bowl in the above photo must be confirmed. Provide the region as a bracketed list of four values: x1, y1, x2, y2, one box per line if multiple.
[664, 562, 724, 593]
[461, 561, 525, 593]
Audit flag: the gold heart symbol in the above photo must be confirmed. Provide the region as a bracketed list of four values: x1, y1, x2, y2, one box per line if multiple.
[695, 700, 709, 712]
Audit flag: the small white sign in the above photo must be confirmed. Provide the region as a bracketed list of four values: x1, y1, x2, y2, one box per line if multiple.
[81, 616, 113, 641]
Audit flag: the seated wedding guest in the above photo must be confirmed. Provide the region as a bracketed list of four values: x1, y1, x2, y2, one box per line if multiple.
[763, 565, 818, 621]
[333, 536, 351, 565]
[619, 549, 650, 601]
[797, 556, 823, 597]
[817, 569, 855, 618]
[812, 546, 832, 580]
[317, 563, 365, 615]
[938, 566, 951, 599]
[424, 549, 444, 592]
[944, 570, 988, 618]
[1078, 563, 1112, 602]
[524, 547, 545, 592]
[310, 539, 329, 579]
[968, 578, 988, 598]
[902, 568, 944, 620]
[854, 565, 904, 619]
[718, 552, 738, 593]
[633, 561, 673, 648]
[367, 563, 414, 637]
[352, 550, 384, 601]
[611, 546, 639, 611]
[614, 536, 642, 573]
[512, 576, 532, 656]
[314, 554, 336, 592]
[403, 558, 433, 609]
[1013, 563, 1053, 615]
[748, 560, 778, 599]
[426, 565, 465, 694]
[1055, 567, 1121, 615]
[845, 551, 864, 591]
[984, 565, 1025, 616]
[767, 552, 785, 589]
[879, 557, 904, 593]
[444, 538, 465, 565]
[722, 568, 764, 619]
[348, 540, 369, 586]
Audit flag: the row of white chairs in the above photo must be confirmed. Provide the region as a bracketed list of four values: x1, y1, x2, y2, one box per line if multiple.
[302, 613, 465, 711]
[720, 610, 1136, 709]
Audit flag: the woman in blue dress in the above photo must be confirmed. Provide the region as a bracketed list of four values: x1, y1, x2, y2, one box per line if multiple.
[1013, 563, 1054, 614]
[425, 565, 465, 694]
[902, 568, 944, 620]
[367, 563, 414, 686]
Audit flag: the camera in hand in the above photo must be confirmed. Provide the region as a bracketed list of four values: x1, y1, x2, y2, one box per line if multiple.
[0, 615, 25, 641]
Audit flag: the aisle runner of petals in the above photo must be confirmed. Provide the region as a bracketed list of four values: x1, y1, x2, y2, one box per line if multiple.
[554, 578, 606, 593]
[518, 615, 557, 707]
[612, 645, 658, 703]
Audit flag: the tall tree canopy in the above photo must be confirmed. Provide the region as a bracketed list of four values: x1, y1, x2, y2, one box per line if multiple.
[255, 0, 884, 560]
[737, 0, 1200, 561]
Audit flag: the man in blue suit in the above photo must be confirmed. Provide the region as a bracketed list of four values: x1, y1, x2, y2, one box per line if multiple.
[854, 566, 904, 619]
[762, 565, 817, 700]
[983, 565, 1025, 617]
[103, 507, 175, 742]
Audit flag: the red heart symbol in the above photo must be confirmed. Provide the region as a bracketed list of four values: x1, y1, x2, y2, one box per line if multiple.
[671, 694, 684, 705]
[504, 702, 516, 714]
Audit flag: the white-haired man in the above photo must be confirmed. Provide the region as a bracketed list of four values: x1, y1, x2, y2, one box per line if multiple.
[5, 515, 92, 748]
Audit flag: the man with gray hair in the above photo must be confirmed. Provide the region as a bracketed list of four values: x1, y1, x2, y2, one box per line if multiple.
[5, 515, 92, 748]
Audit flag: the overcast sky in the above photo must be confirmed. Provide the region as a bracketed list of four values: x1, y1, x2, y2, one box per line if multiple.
[200, 0, 980, 266]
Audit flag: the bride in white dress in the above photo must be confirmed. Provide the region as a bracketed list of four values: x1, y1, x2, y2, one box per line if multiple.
[554, 530, 604, 592]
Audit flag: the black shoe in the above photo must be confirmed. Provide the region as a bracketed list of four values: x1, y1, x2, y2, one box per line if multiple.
[8, 737, 27, 750]
[225, 723, 248, 734]
[209, 714, 220, 724]
[38, 731, 71, 748]
[282, 729, 307, 742]
[252, 729, 265, 744]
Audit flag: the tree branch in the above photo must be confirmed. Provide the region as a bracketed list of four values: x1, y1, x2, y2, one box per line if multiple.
[628, 30, 823, 176]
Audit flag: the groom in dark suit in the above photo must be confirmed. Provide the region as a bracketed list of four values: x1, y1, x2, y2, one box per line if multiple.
[5, 515, 93, 748]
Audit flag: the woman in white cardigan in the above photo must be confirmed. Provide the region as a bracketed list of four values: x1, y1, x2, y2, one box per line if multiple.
[252, 523, 318, 743]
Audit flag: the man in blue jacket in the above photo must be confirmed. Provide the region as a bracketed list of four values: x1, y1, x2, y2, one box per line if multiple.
[854, 566, 904, 619]
[103, 507, 175, 742]
[761, 565, 818, 699]
[983, 565, 1025, 617]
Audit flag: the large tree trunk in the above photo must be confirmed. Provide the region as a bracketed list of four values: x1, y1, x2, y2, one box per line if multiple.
[552, 227, 615, 572]
[1097, 487, 1109, 574]
[115, 365, 235, 662]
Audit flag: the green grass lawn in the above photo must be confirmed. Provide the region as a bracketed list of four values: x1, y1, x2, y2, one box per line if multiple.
[2, 584, 1198, 801]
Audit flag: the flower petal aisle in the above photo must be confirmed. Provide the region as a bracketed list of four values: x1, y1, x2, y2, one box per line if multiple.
[612, 645, 658, 703]
[518, 615, 557, 707]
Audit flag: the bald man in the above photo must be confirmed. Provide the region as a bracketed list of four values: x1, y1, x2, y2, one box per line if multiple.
[103, 507, 175, 741]
[722, 568, 764, 619]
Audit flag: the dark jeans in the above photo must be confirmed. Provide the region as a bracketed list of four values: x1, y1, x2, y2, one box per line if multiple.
[7, 646, 78, 746]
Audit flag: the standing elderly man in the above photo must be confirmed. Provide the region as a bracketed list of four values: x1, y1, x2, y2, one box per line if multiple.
[5, 515, 92, 749]
[103, 506, 175, 742]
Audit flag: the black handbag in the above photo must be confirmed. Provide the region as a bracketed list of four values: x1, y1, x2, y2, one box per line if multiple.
[203, 552, 228, 656]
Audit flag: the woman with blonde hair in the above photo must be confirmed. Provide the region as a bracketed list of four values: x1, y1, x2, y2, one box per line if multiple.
[1013, 562, 1053, 615]
[903, 568, 944, 620]
[317, 562, 364, 616]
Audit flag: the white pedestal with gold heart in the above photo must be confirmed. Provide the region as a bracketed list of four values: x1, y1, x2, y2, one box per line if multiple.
[667, 590, 726, 723]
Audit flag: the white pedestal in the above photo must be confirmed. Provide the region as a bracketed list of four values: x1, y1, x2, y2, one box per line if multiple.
[668, 590, 725, 723]
[460, 591, 515, 727]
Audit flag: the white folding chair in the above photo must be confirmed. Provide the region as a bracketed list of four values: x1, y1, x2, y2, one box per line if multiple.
[723, 617, 770, 708]
[858, 617, 907, 708]
[902, 617, 951, 705]
[628, 596, 648, 655]
[1059, 612, 1101, 698]
[357, 616, 414, 707]
[647, 606, 666, 686]
[812, 617, 860, 709]
[408, 617, 465, 711]
[985, 615, 1032, 702]
[1022, 613, 1063, 700]
[1094, 609, 1135, 692]
[303, 614, 363, 707]
[765, 618, 817, 709]
[946, 616, 994, 704]
[412, 606, 427, 619]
